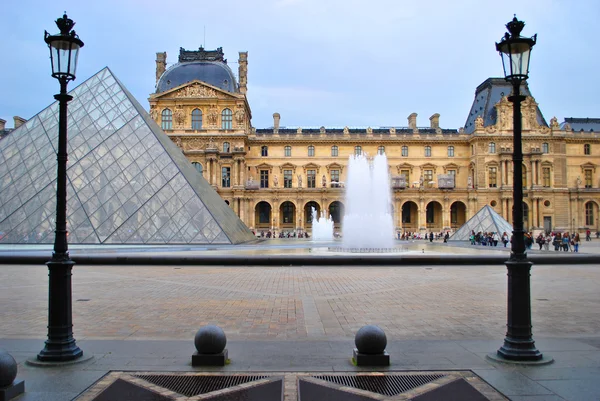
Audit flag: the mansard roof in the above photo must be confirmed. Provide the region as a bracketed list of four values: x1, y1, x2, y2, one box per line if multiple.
[562, 117, 600, 132]
[464, 78, 548, 134]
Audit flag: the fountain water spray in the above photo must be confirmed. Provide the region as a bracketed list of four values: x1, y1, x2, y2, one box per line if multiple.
[311, 207, 334, 241]
[342, 153, 395, 249]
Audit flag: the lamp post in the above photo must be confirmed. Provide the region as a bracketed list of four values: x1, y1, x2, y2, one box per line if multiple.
[37, 14, 84, 362]
[494, 16, 543, 362]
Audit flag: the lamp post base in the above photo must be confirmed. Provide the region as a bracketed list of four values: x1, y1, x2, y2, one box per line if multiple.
[37, 259, 83, 362]
[497, 336, 543, 361]
[487, 352, 554, 366]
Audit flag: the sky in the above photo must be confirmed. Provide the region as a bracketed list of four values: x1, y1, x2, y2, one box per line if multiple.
[1, 0, 599, 130]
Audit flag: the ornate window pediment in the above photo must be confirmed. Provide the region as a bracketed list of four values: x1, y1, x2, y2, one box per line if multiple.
[255, 163, 273, 173]
[581, 162, 597, 173]
[303, 162, 320, 173]
[541, 160, 554, 170]
[443, 163, 461, 174]
[396, 163, 414, 174]
[279, 163, 297, 173]
[326, 162, 344, 174]
[420, 163, 437, 174]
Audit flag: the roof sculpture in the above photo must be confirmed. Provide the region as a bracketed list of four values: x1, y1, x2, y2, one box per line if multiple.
[0, 67, 255, 245]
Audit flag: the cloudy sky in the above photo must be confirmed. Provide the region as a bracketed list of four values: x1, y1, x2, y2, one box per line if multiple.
[1, 0, 598, 130]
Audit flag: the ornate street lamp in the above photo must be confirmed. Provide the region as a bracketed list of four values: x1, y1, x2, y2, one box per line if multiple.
[37, 13, 84, 362]
[494, 16, 544, 362]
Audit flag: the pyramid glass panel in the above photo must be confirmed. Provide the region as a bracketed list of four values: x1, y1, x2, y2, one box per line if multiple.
[450, 205, 514, 241]
[0, 67, 255, 245]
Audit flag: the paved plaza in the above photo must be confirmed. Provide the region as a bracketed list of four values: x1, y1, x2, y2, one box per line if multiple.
[1, 241, 600, 400]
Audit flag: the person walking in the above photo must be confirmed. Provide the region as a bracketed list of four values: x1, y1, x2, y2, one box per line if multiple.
[574, 233, 581, 252]
[536, 233, 545, 250]
[502, 232, 509, 247]
[586, 229, 591, 242]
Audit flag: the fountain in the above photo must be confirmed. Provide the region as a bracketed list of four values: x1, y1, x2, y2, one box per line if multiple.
[311, 207, 334, 241]
[342, 153, 395, 250]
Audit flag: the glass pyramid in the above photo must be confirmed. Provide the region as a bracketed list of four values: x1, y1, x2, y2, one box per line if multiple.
[449, 205, 514, 241]
[0, 67, 255, 245]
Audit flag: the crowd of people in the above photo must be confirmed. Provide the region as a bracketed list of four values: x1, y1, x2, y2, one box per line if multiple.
[467, 230, 593, 252]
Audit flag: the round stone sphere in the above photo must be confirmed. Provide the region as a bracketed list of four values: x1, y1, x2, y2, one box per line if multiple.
[355, 325, 387, 355]
[0, 350, 17, 387]
[194, 325, 227, 354]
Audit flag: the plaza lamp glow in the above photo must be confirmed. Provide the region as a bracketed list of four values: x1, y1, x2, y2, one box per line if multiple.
[37, 13, 84, 362]
[493, 16, 545, 363]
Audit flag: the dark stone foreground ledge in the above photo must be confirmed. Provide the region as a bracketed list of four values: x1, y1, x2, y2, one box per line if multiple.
[0, 253, 598, 266]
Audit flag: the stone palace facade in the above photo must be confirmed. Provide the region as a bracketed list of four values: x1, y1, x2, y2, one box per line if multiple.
[148, 47, 600, 235]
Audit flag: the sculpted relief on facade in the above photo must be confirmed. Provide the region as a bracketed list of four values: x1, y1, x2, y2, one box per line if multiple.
[172, 83, 218, 98]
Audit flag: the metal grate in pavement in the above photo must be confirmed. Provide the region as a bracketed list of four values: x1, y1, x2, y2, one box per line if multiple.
[312, 373, 446, 396]
[134, 374, 271, 397]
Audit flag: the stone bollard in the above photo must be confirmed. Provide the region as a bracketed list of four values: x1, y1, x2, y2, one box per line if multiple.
[192, 325, 228, 366]
[352, 325, 390, 366]
[0, 350, 24, 401]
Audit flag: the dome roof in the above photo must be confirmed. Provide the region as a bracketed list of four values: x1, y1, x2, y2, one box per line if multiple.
[156, 61, 238, 94]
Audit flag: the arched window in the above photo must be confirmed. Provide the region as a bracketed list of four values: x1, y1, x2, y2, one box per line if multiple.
[354, 145, 362, 156]
[261, 146, 268, 157]
[284, 145, 291, 157]
[331, 145, 338, 157]
[489, 142, 496, 154]
[542, 142, 549, 154]
[221, 108, 233, 129]
[161, 109, 172, 130]
[192, 162, 203, 174]
[584, 144, 591, 155]
[424, 146, 431, 157]
[447, 146, 454, 157]
[377, 145, 385, 155]
[308, 145, 315, 157]
[401, 145, 408, 157]
[223, 142, 230, 153]
[191, 109, 202, 130]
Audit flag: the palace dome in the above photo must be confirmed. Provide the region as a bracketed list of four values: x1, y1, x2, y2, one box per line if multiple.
[156, 60, 238, 94]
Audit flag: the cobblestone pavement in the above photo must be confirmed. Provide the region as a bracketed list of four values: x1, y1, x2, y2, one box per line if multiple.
[1, 263, 599, 341]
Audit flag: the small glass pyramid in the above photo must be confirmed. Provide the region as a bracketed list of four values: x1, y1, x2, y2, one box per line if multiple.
[0, 67, 255, 245]
[450, 205, 514, 241]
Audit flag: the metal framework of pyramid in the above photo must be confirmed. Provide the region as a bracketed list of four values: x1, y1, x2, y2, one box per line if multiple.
[449, 205, 514, 241]
[0, 67, 255, 245]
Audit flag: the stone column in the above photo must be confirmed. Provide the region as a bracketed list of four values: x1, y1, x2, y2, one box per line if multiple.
[536, 160, 541, 186]
[532, 198, 538, 229]
[530, 160, 535, 188]
[499, 160, 504, 187]
[418, 198, 425, 231]
[232, 160, 238, 186]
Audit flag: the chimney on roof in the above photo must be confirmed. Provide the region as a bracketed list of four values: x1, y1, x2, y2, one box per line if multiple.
[273, 113, 280, 131]
[238, 52, 248, 95]
[408, 113, 417, 129]
[430, 113, 440, 129]
[156, 52, 167, 84]
[13, 116, 26, 128]
[0, 119, 5, 131]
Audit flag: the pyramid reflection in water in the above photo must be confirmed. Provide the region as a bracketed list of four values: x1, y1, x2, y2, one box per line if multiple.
[0, 67, 254, 245]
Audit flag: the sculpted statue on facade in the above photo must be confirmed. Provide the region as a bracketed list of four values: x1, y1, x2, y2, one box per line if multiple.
[207, 105, 218, 126]
[174, 105, 185, 127]
[366, 127, 373, 134]
[343, 126, 349, 135]
[149, 105, 158, 121]
[235, 105, 245, 127]
[174, 83, 217, 98]
[550, 116, 559, 129]
[297, 174, 303, 188]
[475, 115, 484, 130]
[322, 174, 327, 188]
[273, 175, 278, 187]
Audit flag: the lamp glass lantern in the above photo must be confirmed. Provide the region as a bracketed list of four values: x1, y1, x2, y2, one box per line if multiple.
[496, 17, 536, 83]
[44, 14, 84, 81]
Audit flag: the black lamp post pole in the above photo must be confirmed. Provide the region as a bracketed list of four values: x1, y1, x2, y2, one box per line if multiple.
[496, 80, 542, 362]
[37, 77, 83, 362]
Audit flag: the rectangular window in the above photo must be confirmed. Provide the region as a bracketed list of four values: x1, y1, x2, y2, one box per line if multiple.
[542, 143, 549, 153]
[425, 146, 431, 157]
[401, 146, 408, 157]
[284, 146, 291, 157]
[330, 169, 340, 184]
[307, 169, 316, 188]
[584, 144, 591, 155]
[542, 167, 551, 187]
[221, 167, 231, 188]
[489, 167, 497, 188]
[424, 169, 433, 187]
[331, 146, 338, 157]
[447, 146, 454, 157]
[400, 169, 410, 184]
[283, 169, 292, 188]
[448, 170, 456, 177]
[260, 170, 269, 188]
[308, 146, 315, 157]
[585, 169, 593, 188]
